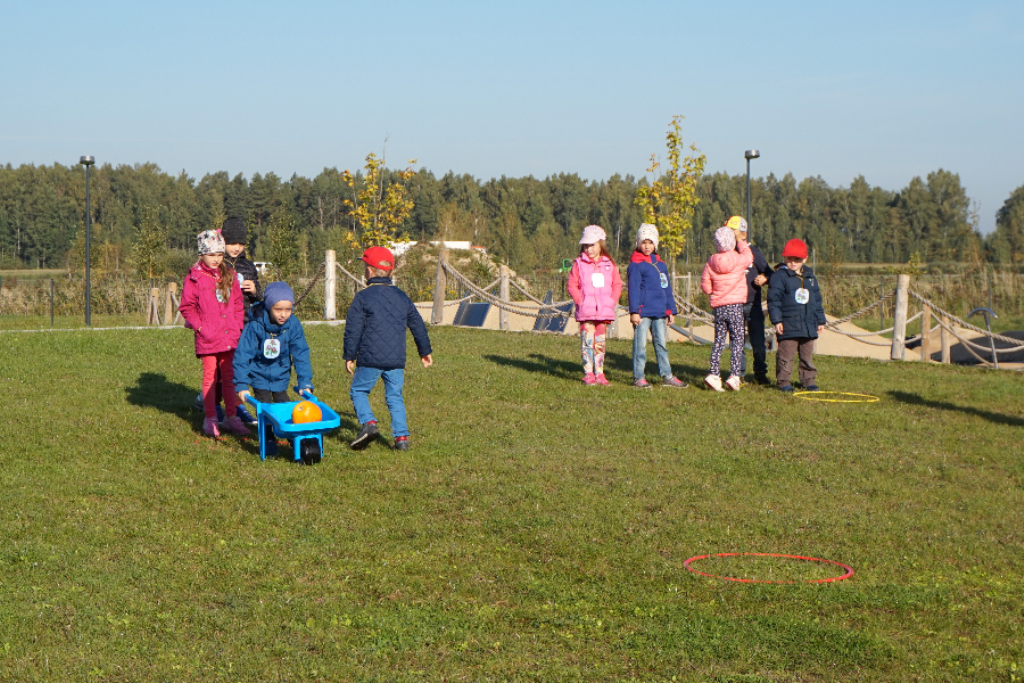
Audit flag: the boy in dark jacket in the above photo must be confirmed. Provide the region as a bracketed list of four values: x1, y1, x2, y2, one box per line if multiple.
[626, 223, 686, 389]
[344, 247, 433, 451]
[767, 239, 826, 393]
[234, 282, 314, 455]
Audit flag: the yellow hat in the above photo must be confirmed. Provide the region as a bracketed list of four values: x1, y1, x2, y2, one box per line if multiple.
[726, 216, 748, 232]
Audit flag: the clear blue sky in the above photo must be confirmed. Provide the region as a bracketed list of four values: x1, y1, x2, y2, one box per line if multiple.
[2, 0, 1021, 233]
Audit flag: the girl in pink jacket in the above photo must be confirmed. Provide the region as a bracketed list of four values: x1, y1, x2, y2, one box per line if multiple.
[567, 225, 622, 385]
[700, 226, 753, 392]
[179, 230, 250, 438]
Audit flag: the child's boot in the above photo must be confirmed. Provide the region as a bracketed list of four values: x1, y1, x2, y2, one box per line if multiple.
[223, 415, 251, 436]
[582, 373, 598, 385]
[351, 420, 379, 450]
[203, 417, 220, 438]
[595, 373, 610, 386]
[395, 436, 410, 451]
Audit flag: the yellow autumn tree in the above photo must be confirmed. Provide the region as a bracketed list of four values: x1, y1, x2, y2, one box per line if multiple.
[341, 151, 417, 249]
[634, 116, 706, 268]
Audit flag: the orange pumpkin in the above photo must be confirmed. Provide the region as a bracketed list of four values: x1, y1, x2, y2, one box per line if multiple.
[291, 400, 323, 424]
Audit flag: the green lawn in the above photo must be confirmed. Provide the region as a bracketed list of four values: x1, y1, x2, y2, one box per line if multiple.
[0, 325, 1022, 682]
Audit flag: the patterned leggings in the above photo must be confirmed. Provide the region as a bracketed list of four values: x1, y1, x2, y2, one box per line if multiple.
[709, 304, 745, 377]
[579, 321, 608, 375]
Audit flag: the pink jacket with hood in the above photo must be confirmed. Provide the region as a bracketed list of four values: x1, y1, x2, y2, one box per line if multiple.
[179, 261, 245, 356]
[567, 252, 622, 322]
[701, 240, 753, 308]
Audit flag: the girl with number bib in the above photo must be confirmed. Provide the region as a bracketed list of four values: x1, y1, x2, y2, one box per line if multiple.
[179, 230, 250, 438]
[701, 225, 753, 392]
[567, 225, 622, 385]
[767, 239, 826, 393]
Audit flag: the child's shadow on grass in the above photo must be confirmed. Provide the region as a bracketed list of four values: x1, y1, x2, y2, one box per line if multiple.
[126, 372, 195, 419]
[484, 352, 705, 382]
[888, 390, 1024, 427]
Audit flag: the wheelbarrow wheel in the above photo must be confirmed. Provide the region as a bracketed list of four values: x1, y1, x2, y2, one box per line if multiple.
[300, 438, 322, 465]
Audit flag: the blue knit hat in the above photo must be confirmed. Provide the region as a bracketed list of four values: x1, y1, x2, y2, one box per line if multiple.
[263, 282, 294, 309]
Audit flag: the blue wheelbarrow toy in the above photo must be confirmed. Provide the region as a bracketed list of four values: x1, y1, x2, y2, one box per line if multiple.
[245, 393, 341, 464]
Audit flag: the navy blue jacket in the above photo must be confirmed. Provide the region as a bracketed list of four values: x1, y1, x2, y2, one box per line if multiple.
[233, 302, 313, 393]
[767, 265, 827, 340]
[343, 277, 432, 370]
[742, 244, 773, 305]
[626, 251, 678, 317]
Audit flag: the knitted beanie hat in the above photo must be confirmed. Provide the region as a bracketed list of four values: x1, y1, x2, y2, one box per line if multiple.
[636, 223, 659, 250]
[713, 226, 736, 253]
[579, 225, 607, 245]
[263, 282, 294, 309]
[197, 230, 225, 255]
[221, 216, 248, 245]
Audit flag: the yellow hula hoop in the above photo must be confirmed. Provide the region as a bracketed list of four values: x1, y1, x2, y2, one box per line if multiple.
[793, 391, 879, 403]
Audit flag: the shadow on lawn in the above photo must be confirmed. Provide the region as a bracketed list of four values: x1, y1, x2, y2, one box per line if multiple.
[126, 371, 196, 418]
[484, 352, 706, 382]
[888, 390, 1024, 427]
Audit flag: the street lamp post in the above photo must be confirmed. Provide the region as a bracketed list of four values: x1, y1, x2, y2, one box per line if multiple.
[744, 150, 759, 240]
[80, 155, 95, 326]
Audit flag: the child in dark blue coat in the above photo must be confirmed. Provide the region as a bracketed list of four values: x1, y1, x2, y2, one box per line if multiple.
[767, 239, 826, 392]
[234, 282, 314, 453]
[344, 247, 433, 451]
[626, 223, 686, 389]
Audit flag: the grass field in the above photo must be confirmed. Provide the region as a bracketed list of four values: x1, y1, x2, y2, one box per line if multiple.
[1, 325, 1022, 682]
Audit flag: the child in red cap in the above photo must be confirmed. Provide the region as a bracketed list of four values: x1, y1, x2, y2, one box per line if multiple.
[766, 239, 827, 393]
[343, 246, 433, 451]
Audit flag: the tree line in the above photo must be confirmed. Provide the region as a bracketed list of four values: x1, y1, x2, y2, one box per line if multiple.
[1, 161, 1023, 277]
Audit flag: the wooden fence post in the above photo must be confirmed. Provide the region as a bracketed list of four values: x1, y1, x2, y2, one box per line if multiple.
[890, 274, 911, 361]
[147, 287, 161, 325]
[940, 314, 951, 364]
[431, 248, 448, 325]
[685, 273, 693, 343]
[324, 249, 336, 321]
[164, 282, 176, 325]
[499, 265, 510, 331]
[920, 303, 931, 362]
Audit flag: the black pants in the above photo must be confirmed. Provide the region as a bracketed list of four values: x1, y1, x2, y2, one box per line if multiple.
[741, 302, 769, 378]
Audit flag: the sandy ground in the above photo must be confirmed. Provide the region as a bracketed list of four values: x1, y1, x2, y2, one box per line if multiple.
[414, 300, 1023, 370]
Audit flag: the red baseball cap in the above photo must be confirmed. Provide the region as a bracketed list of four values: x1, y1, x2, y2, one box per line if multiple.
[361, 246, 394, 271]
[781, 239, 808, 259]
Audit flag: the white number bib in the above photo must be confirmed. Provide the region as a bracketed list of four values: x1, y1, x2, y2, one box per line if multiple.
[263, 338, 281, 359]
[795, 288, 810, 305]
[659, 272, 668, 288]
[591, 272, 606, 289]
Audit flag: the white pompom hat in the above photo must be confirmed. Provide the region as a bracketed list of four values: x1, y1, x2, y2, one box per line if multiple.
[636, 223, 659, 250]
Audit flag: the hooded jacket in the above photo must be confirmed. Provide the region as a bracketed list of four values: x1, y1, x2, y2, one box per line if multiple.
[701, 240, 753, 308]
[179, 261, 244, 356]
[767, 265, 827, 340]
[224, 250, 262, 320]
[233, 301, 313, 394]
[343, 277, 432, 370]
[627, 251, 677, 317]
[567, 252, 622, 322]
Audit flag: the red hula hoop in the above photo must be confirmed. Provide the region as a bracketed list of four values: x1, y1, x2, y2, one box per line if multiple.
[683, 552, 854, 584]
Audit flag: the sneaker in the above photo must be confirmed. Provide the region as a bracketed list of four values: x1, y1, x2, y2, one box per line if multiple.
[595, 373, 610, 386]
[236, 404, 257, 425]
[633, 378, 653, 389]
[704, 374, 724, 392]
[395, 436, 410, 451]
[779, 385, 795, 393]
[222, 415, 251, 436]
[582, 373, 598, 386]
[662, 376, 688, 388]
[804, 385, 821, 392]
[350, 421, 379, 450]
[725, 375, 741, 392]
[202, 418, 220, 438]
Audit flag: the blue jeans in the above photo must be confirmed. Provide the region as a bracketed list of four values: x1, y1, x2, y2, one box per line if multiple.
[349, 367, 408, 437]
[632, 317, 672, 379]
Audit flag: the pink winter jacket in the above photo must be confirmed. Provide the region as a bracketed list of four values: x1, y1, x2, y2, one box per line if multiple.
[179, 262, 244, 357]
[701, 240, 753, 308]
[567, 253, 622, 322]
